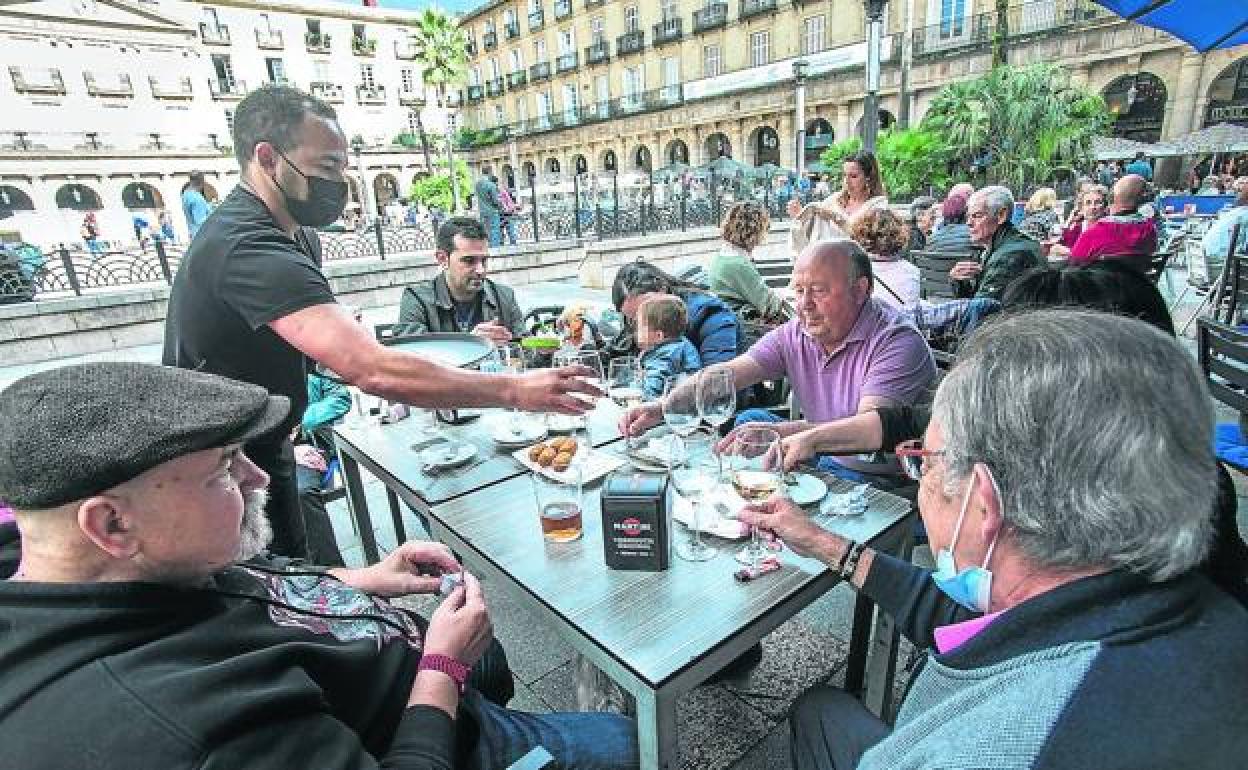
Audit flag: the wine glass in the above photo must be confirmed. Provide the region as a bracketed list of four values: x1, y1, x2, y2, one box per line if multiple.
[662, 373, 700, 441]
[490, 342, 526, 436]
[554, 348, 604, 432]
[723, 425, 783, 567]
[607, 357, 644, 448]
[670, 429, 719, 562]
[696, 369, 736, 432]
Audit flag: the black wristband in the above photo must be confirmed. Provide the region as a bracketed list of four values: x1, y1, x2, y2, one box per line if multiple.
[835, 539, 858, 578]
[839, 541, 866, 582]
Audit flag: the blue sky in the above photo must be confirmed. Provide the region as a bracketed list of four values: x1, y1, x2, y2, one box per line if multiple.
[328, 0, 479, 11]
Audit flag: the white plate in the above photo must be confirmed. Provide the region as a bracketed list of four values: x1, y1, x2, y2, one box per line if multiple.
[512, 444, 626, 484]
[486, 415, 548, 446]
[782, 473, 829, 507]
[545, 414, 586, 434]
[672, 493, 749, 541]
[418, 442, 477, 470]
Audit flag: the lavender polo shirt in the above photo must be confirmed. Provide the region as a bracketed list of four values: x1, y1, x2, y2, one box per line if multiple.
[748, 297, 937, 473]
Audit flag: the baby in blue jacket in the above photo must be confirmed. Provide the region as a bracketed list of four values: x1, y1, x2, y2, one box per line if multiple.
[637, 294, 702, 398]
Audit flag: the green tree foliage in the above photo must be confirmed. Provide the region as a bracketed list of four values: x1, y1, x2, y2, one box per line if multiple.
[409, 9, 469, 170]
[819, 129, 951, 201]
[920, 62, 1110, 192]
[408, 159, 472, 213]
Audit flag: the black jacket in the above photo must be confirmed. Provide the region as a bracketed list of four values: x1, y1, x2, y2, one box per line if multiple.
[396, 273, 525, 337]
[0, 553, 471, 769]
[953, 222, 1042, 300]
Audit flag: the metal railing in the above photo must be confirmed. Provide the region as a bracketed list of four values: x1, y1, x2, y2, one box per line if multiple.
[739, 0, 777, 21]
[693, 3, 728, 32]
[555, 52, 579, 73]
[84, 73, 134, 98]
[149, 76, 194, 99]
[305, 31, 332, 52]
[394, 39, 417, 59]
[555, 0, 573, 18]
[1, 241, 183, 304]
[507, 70, 528, 88]
[1, 130, 228, 154]
[617, 29, 644, 56]
[911, 0, 1109, 56]
[208, 78, 246, 99]
[310, 81, 344, 102]
[399, 88, 426, 105]
[485, 77, 505, 96]
[356, 84, 386, 103]
[585, 41, 610, 65]
[352, 36, 377, 55]
[653, 17, 683, 45]
[199, 22, 230, 44]
[255, 28, 283, 49]
[529, 9, 545, 29]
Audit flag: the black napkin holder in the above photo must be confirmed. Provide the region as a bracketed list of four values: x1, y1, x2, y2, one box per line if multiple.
[600, 470, 671, 571]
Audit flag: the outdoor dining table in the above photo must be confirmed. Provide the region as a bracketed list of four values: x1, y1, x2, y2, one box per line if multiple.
[334, 403, 916, 770]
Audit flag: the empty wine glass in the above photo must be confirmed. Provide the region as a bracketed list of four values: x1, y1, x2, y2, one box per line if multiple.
[607, 357, 644, 448]
[696, 369, 736, 433]
[670, 429, 719, 562]
[487, 343, 525, 436]
[722, 425, 782, 567]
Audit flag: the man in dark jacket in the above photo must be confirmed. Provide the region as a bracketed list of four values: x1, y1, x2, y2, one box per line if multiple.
[397, 216, 525, 343]
[952, 185, 1042, 301]
[0, 362, 637, 770]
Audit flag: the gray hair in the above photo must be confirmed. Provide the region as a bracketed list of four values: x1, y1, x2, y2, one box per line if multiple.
[971, 185, 1015, 218]
[801, 238, 874, 293]
[931, 308, 1215, 581]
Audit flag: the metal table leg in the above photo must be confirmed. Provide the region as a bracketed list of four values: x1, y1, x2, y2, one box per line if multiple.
[337, 446, 381, 564]
[635, 688, 679, 770]
[385, 487, 407, 546]
[863, 534, 915, 722]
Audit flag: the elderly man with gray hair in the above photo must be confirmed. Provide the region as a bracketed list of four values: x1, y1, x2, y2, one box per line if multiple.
[740, 308, 1248, 770]
[950, 185, 1043, 300]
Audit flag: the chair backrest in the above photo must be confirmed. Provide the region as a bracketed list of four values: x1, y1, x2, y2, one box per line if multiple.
[1198, 318, 1248, 417]
[1114, 249, 1173, 286]
[1212, 228, 1248, 324]
[911, 250, 967, 300]
[754, 258, 794, 289]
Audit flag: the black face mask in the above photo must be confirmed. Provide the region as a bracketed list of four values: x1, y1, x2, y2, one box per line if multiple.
[272, 149, 348, 228]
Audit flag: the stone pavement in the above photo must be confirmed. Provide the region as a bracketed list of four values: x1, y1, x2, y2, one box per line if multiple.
[3, 271, 1246, 768]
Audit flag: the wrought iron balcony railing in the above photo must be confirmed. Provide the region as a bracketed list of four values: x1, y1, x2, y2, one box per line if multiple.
[309, 80, 344, 103]
[693, 3, 728, 32]
[653, 17, 683, 45]
[305, 31, 332, 52]
[356, 84, 386, 104]
[199, 23, 230, 45]
[208, 78, 247, 100]
[617, 29, 644, 56]
[485, 77, 505, 96]
[255, 29, 283, 49]
[585, 41, 610, 65]
[555, 52, 579, 73]
[530, 61, 552, 81]
[739, 0, 777, 21]
[507, 70, 528, 88]
[529, 9, 545, 30]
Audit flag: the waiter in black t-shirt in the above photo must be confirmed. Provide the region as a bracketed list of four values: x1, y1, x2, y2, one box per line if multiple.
[163, 85, 599, 559]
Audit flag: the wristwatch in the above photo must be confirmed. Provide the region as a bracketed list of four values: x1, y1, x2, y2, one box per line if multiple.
[418, 653, 472, 694]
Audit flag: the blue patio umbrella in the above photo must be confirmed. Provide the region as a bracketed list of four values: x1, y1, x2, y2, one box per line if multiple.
[1091, 1, 1248, 52]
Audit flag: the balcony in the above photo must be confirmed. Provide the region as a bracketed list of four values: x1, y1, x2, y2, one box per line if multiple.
[529, 61, 552, 81]
[617, 29, 644, 56]
[693, 3, 728, 32]
[528, 9, 545, 29]
[504, 20, 520, 39]
[255, 28, 283, 49]
[395, 40, 417, 59]
[804, 134, 834, 151]
[399, 87, 426, 106]
[507, 70, 528, 88]
[485, 76, 505, 97]
[911, 0, 1108, 57]
[555, 52, 579, 72]
[554, 0, 573, 18]
[309, 80, 344, 103]
[149, 75, 194, 100]
[585, 40, 610, 65]
[739, 0, 777, 21]
[208, 78, 247, 100]
[585, 0, 606, 6]
[466, 38, 478, 56]
[653, 17, 682, 45]
[356, 84, 386, 104]
[352, 37, 377, 56]
[199, 22, 230, 45]
[83, 72, 134, 98]
[466, 83, 485, 103]
[305, 31, 332, 52]
[9, 67, 66, 96]
[483, 30, 497, 50]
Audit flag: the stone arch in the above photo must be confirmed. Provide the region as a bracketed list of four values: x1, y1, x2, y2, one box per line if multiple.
[373, 172, 400, 206]
[500, 163, 515, 190]
[633, 144, 653, 171]
[600, 148, 618, 172]
[523, 160, 537, 179]
[121, 181, 164, 210]
[1102, 73, 1167, 143]
[546, 156, 562, 174]
[704, 132, 731, 162]
[55, 182, 103, 211]
[747, 125, 781, 167]
[573, 154, 590, 174]
[855, 109, 896, 137]
[1204, 56, 1248, 128]
[0, 185, 35, 218]
[665, 138, 690, 165]
[805, 117, 835, 168]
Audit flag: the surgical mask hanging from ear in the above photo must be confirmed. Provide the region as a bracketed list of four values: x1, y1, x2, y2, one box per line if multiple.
[272, 148, 349, 228]
[931, 471, 1000, 613]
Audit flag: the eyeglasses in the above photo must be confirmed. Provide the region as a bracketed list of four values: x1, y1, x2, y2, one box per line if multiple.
[895, 439, 945, 481]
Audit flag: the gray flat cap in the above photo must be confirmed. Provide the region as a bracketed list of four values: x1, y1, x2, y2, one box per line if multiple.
[0, 363, 289, 509]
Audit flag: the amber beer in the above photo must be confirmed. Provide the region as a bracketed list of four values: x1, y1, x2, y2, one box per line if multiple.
[539, 501, 583, 542]
[531, 468, 584, 543]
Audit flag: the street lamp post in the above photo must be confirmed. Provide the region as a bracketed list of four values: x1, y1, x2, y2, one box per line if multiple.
[442, 89, 461, 213]
[793, 59, 809, 181]
[349, 136, 375, 223]
[862, 0, 888, 153]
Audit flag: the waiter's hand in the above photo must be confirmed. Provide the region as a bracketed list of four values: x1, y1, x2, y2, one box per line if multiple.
[513, 365, 603, 414]
[472, 321, 513, 344]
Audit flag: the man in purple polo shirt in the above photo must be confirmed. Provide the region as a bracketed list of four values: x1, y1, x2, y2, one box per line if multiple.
[621, 239, 936, 487]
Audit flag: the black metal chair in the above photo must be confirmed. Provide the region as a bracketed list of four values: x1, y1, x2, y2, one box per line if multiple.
[755, 257, 794, 289]
[1197, 318, 1248, 474]
[911, 250, 968, 300]
[1116, 248, 1175, 286]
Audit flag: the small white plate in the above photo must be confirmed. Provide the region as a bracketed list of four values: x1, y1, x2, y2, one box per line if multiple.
[419, 442, 477, 470]
[487, 416, 548, 446]
[782, 473, 829, 507]
[512, 444, 626, 484]
[672, 493, 749, 541]
[546, 414, 586, 434]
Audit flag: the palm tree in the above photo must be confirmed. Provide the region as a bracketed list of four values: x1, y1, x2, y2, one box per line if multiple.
[991, 0, 1010, 68]
[410, 9, 469, 202]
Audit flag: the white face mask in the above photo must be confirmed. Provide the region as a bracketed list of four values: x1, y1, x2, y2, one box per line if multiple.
[930, 472, 1000, 613]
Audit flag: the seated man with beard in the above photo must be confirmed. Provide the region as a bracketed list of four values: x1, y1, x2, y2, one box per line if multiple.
[0, 363, 637, 770]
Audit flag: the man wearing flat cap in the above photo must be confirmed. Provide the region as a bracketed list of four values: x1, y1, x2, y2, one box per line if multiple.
[163, 84, 600, 560]
[0, 363, 637, 770]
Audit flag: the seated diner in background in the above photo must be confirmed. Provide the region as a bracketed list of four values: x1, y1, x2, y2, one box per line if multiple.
[1063, 174, 1158, 267]
[851, 208, 920, 312]
[610, 261, 741, 366]
[708, 200, 791, 324]
[1048, 183, 1109, 259]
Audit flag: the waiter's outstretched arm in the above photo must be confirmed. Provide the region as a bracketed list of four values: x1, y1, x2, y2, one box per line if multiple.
[271, 303, 598, 414]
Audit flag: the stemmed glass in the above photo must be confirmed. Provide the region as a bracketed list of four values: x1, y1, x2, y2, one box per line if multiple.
[488, 342, 526, 437]
[670, 429, 719, 562]
[722, 425, 783, 567]
[696, 369, 736, 433]
[662, 374, 701, 456]
[554, 348, 604, 433]
[607, 357, 644, 448]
